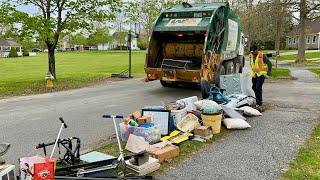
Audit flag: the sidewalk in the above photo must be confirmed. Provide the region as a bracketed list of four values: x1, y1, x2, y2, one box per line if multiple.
[160, 69, 320, 180]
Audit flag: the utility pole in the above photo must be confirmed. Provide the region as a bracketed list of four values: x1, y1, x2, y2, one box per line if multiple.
[128, 30, 132, 78]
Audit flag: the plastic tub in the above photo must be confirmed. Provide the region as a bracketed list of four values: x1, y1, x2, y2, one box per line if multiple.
[118, 123, 161, 143]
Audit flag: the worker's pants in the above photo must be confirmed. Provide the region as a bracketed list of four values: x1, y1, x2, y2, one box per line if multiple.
[252, 75, 265, 106]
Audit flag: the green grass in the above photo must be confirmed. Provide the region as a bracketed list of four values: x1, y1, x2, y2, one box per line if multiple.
[269, 68, 291, 79]
[308, 68, 320, 77]
[98, 128, 229, 177]
[282, 122, 320, 179]
[279, 51, 320, 61]
[0, 51, 145, 98]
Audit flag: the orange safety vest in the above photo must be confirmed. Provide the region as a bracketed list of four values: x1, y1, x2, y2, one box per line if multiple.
[249, 51, 267, 77]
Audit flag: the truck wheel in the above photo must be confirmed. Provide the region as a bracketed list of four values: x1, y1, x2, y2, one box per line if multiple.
[213, 64, 225, 87]
[160, 80, 176, 87]
[225, 60, 236, 74]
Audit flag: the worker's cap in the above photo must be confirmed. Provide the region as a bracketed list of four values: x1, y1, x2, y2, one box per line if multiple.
[250, 45, 258, 52]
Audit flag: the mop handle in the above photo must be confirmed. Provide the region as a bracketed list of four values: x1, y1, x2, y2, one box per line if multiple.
[50, 117, 68, 159]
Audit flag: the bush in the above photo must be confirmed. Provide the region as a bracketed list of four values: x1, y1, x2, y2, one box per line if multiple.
[23, 49, 29, 56]
[137, 39, 147, 50]
[8, 48, 18, 57]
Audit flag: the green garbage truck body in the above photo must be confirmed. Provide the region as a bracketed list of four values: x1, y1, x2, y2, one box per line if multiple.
[145, 2, 244, 90]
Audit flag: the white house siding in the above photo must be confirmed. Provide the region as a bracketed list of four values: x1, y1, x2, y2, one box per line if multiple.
[97, 43, 111, 50]
[286, 33, 320, 50]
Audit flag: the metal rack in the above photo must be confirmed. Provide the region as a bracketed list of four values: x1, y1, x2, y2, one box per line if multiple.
[161, 59, 192, 70]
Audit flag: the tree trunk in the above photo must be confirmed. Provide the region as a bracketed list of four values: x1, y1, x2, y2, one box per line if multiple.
[274, 0, 282, 57]
[48, 48, 56, 79]
[296, 0, 307, 63]
[246, 0, 253, 50]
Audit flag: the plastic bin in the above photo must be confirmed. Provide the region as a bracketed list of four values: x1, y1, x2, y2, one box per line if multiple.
[171, 107, 188, 126]
[176, 113, 200, 132]
[201, 113, 223, 134]
[118, 123, 161, 143]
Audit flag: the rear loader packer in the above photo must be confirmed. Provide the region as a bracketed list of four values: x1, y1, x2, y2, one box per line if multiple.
[145, 2, 245, 98]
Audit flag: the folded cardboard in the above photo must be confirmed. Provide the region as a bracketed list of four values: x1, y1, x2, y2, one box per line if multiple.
[125, 134, 150, 154]
[147, 144, 179, 162]
[126, 157, 160, 176]
[137, 115, 152, 125]
[131, 111, 142, 120]
[194, 126, 212, 137]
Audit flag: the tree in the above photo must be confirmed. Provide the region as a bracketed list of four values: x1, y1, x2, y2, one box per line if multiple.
[290, 0, 320, 63]
[4, 1, 121, 78]
[89, 28, 112, 45]
[71, 34, 88, 47]
[123, 0, 183, 38]
[113, 31, 127, 49]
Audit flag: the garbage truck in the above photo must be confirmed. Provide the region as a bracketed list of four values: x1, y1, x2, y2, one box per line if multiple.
[144, 2, 245, 97]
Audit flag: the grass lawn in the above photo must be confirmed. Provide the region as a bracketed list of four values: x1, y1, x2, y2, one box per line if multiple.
[279, 51, 320, 61]
[281, 122, 320, 179]
[308, 68, 320, 77]
[269, 68, 291, 79]
[0, 51, 145, 98]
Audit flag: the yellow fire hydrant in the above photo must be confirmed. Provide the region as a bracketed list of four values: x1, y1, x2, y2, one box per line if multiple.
[45, 72, 55, 88]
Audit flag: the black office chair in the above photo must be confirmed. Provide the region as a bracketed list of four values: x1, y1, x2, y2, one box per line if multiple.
[0, 143, 10, 165]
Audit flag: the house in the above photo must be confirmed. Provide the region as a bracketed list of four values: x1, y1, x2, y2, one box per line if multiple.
[286, 19, 320, 50]
[111, 32, 140, 50]
[0, 39, 23, 57]
[97, 42, 111, 51]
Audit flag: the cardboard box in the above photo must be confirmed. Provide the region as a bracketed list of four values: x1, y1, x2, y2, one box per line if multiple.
[131, 111, 142, 120]
[137, 115, 152, 125]
[147, 145, 179, 162]
[194, 126, 212, 137]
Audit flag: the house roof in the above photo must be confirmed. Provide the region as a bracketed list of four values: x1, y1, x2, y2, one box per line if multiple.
[288, 19, 320, 36]
[0, 39, 22, 47]
[309, 19, 320, 34]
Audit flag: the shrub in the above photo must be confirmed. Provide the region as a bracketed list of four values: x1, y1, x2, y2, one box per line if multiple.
[137, 39, 147, 50]
[8, 48, 18, 57]
[23, 49, 29, 56]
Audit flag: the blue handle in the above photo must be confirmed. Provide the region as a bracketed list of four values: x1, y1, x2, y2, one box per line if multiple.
[102, 115, 123, 119]
[59, 117, 68, 128]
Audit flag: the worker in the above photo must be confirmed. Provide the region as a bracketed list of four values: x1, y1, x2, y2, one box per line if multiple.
[249, 45, 272, 112]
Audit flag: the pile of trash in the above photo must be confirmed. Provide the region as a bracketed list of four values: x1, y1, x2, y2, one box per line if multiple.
[118, 88, 262, 175]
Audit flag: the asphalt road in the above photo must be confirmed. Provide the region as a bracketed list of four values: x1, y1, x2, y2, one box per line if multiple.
[0, 78, 200, 164]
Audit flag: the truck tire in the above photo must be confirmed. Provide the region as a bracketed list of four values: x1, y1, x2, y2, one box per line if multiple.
[225, 59, 237, 74]
[213, 63, 226, 87]
[236, 56, 244, 73]
[160, 80, 176, 87]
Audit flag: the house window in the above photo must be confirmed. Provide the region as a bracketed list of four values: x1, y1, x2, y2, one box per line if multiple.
[288, 38, 291, 44]
[312, 35, 317, 44]
[293, 38, 296, 44]
[306, 36, 311, 44]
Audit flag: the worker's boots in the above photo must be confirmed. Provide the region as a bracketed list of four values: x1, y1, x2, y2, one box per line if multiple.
[255, 105, 264, 112]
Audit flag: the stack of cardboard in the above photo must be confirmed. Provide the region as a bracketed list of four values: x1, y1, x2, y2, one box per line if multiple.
[147, 143, 179, 163]
[125, 157, 160, 176]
